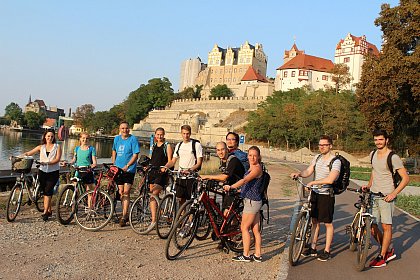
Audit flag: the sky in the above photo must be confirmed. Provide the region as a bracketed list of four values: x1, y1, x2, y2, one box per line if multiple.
[0, 0, 399, 116]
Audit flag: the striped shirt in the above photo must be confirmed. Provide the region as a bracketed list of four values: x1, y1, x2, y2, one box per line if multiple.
[311, 154, 341, 195]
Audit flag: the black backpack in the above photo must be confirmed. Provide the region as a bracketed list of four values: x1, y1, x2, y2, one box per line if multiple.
[259, 163, 271, 224]
[175, 138, 201, 171]
[316, 153, 350, 195]
[370, 150, 402, 188]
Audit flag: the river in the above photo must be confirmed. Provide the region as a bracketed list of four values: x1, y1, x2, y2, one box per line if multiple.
[1, 129, 123, 170]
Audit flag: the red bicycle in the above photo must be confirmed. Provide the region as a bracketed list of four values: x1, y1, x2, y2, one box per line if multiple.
[165, 179, 246, 260]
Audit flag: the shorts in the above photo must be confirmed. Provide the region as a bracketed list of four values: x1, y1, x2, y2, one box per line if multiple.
[310, 191, 335, 223]
[38, 170, 59, 196]
[148, 169, 168, 188]
[115, 171, 135, 185]
[77, 171, 95, 185]
[243, 198, 262, 214]
[175, 178, 196, 200]
[371, 196, 394, 225]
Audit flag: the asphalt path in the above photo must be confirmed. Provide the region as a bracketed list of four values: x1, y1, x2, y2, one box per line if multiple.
[284, 162, 420, 280]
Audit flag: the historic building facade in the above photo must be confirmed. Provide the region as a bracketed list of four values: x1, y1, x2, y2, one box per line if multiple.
[275, 44, 334, 91]
[334, 33, 380, 90]
[179, 57, 206, 91]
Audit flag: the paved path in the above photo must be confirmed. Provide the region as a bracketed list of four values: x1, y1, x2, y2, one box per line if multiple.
[283, 162, 420, 280]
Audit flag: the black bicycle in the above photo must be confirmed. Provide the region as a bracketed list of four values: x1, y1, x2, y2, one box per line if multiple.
[6, 156, 44, 222]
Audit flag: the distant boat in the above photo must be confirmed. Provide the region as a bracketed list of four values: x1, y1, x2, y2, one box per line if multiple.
[9, 126, 23, 132]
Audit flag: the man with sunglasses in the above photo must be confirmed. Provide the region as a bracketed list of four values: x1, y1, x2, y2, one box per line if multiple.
[290, 135, 341, 261]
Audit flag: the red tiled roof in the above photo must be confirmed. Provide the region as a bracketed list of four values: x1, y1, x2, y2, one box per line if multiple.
[284, 43, 304, 57]
[43, 118, 56, 127]
[336, 34, 380, 56]
[277, 54, 334, 72]
[241, 66, 268, 82]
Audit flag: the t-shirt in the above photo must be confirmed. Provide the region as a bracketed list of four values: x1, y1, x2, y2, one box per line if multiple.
[173, 140, 203, 169]
[310, 154, 341, 195]
[220, 155, 245, 186]
[112, 135, 140, 173]
[371, 150, 404, 195]
[75, 146, 96, 167]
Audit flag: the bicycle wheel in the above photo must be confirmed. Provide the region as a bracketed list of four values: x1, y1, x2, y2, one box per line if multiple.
[289, 211, 309, 266]
[165, 209, 198, 260]
[34, 181, 44, 212]
[75, 190, 114, 231]
[56, 184, 76, 225]
[6, 183, 24, 222]
[349, 212, 360, 251]
[156, 194, 177, 239]
[129, 194, 159, 234]
[195, 208, 212, 241]
[355, 216, 371, 271]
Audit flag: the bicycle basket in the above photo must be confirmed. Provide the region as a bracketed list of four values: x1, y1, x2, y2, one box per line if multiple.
[106, 165, 121, 180]
[11, 157, 34, 173]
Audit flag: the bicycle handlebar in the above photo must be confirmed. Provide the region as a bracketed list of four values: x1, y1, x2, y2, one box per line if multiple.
[347, 187, 385, 197]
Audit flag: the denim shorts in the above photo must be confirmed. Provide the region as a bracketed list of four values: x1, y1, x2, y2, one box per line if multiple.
[371, 196, 395, 225]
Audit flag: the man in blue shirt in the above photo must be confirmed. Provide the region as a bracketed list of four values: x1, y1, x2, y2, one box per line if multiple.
[112, 121, 140, 227]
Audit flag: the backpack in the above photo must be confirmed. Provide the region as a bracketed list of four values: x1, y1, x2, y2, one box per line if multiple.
[153, 141, 169, 159]
[315, 153, 350, 195]
[230, 149, 250, 171]
[74, 146, 94, 165]
[370, 150, 402, 188]
[175, 138, 201, 171]
[259, 163, 271, 224]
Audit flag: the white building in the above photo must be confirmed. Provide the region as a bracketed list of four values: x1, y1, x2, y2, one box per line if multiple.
[179, 57, 205, 91]
[334, 33, 380, 90]
[275, 44, 334, 91]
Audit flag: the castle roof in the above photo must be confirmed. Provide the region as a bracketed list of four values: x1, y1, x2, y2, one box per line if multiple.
[336, 34, 380, 56]
[284, 43, 304, 57]
[241, 66, 268, 82]
[277, 54, 334, 72]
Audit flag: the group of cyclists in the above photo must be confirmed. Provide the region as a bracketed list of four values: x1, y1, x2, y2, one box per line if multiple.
[16, 124, 410, 268]
[17, 123, 266, 263]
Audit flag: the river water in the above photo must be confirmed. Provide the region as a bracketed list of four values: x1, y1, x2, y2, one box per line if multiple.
[0, 129, 117, 170]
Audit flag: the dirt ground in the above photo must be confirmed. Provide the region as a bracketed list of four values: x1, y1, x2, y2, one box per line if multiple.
[0, 163, 297, 280]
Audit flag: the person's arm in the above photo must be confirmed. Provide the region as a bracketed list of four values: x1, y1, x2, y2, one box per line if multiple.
[190, 157, 203, 172]
[91, 155, 97, 168]
[290, 164, 315, 179]
[111, 150, 116, 165]
[163, 157, 177, 170]
[225, 165, 262, 190]
[23, 145, 41, 157]
[385, 167, 410, 202]
[307, 170, 339, 187]
[166, 143, 173, 163]
[362, 172, 374, 191]
[201, 173, 229, 181]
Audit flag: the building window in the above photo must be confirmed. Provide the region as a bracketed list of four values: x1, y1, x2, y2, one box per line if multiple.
[233, 78, 236, 82]
[211, 69, 213, 74]
[322, 75, 328, 81]
[234, 68, 237, 73]
[219, 78, 222, 82]
[284, 71, 288, 78]
[291, 71, 295, 77]
[344, 57, 350, 63]
[210, 78, 213, 82]
[239, 68, 242, 73]
[299, 70, 303, 76]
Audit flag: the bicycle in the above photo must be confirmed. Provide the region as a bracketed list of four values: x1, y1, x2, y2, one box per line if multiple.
[346, 187, 384, 271]
[73, 163, 118, 231]
[128, 162, 162, 235]
[155, 169, 201, 239]
[165, 179, 248, 260]
[6, 156, 44, 222]
[288, 177, 320, 266]
[55, 164, 96, 225]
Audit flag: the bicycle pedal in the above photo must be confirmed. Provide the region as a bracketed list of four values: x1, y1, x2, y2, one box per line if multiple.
[27, 200, 32, 206]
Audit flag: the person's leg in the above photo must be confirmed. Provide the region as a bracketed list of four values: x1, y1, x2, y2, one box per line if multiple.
[381, 224, 392, 257]
[44, 195, 52, 214]
[311, 218, 320, 249]
[371, 223, 383, 245]
[121, 183, 132, 218]
[241, 213, 255, 257]
[150, 184, 162, 223]
[324, 223, 334, 253]
[251, 212, 262, 257]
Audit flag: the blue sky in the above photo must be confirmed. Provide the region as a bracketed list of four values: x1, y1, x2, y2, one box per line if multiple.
[0, 0, 399, 115]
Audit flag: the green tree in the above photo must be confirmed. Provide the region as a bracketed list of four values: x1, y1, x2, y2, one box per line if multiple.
[88, 110, 120, 135]
[4, 102, 24, 124]
[124, 77, 174, 125]
[177, 85, 203, 100]
[209, 84, 233, 98]
[330, 63, 352, 94]
[72, 104, 95, 130]
[24, 111, 46, 129]
[356, 0, 420, 155]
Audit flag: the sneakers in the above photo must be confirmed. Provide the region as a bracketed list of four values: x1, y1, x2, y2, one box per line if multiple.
[301, 247, 317, 257]
[41, 213, 49, 221]
[232, 254, 252, 262]
[216, 242, 225, 250]
[385, 248, 396, 263]
[370, 255, 386, 268]
[119, 217, 127, 227]
[250, 254, 263, 263]
[317, 251, 331, 262]
[146, 222, 156, 233]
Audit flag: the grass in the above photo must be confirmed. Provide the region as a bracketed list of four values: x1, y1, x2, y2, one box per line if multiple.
[350, 167, 420, 186]
[395, 195, 420, 218]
